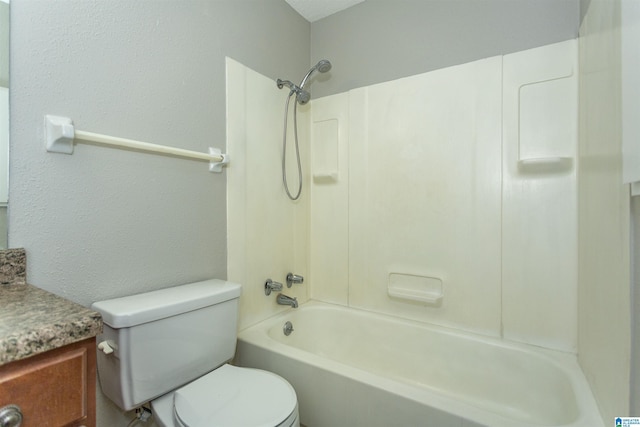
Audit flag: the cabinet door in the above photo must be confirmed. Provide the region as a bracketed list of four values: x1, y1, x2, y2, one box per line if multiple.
[0, 337, 96, 427]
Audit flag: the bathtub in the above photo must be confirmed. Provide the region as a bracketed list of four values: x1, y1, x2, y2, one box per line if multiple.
[236, 301, 603, 427]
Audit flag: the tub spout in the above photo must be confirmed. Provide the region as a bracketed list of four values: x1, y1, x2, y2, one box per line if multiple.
[276, 293, 298, 308]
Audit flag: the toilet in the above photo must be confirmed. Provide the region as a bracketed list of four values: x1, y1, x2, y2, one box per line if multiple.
[91, 279, 299, 427]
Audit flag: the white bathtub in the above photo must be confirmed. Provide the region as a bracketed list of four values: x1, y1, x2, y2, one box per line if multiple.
[236, 301, 603, 427]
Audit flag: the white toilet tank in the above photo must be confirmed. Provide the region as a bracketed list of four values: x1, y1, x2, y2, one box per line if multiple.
[91, 279, 242, 411]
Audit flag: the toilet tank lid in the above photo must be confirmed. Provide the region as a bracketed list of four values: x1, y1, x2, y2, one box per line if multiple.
[91, 279, 242, 328]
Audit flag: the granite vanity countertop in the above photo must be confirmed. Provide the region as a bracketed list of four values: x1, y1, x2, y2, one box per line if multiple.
[0, 284, 103, 365]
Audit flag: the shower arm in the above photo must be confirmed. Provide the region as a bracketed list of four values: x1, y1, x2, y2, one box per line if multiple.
[299, 60, 331, 89]
[277, 79, 301, 93]
[298, 67, 317, 89]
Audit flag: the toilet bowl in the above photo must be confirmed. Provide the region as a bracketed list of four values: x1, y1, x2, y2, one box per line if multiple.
[151, 364, 299, 427]
[90, 279, 299, 426]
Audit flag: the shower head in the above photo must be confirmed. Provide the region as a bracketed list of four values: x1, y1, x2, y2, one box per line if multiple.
[296, 89, 311, 105]
[316, 59, 332, 74]
[277, 78, 311, 105]
[299, 59, 332, 89]
[276, 59, 331, 105]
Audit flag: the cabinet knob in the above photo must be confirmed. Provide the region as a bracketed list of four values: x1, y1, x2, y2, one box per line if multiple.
[0, 404, 22, 427]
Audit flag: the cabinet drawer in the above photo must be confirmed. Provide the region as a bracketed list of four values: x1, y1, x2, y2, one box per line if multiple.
[0, 338, 96, 427]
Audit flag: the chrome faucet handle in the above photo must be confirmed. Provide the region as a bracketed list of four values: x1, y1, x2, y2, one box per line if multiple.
[286, 273, 304, 288]
[265, 279, 283, 296]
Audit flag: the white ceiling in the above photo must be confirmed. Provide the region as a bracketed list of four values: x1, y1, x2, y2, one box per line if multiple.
[285, 0, 366, 22]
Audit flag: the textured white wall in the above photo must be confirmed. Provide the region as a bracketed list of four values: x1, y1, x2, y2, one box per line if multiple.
[0, 2, 7, 88]
[9, 1, 308, 425]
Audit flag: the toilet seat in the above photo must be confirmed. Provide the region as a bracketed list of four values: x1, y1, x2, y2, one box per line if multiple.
[156, 364, 298, 427]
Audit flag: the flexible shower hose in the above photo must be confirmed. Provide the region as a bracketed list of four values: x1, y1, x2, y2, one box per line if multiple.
[281, 90, 303, 201]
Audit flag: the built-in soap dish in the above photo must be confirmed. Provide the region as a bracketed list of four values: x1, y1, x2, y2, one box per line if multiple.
[313, 172, 338, 183]
[387, 273, 443, 305]
[517, 157, 573, 174]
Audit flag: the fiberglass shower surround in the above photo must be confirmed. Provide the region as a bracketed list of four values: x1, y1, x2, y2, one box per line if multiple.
[277, 60, 332, 200]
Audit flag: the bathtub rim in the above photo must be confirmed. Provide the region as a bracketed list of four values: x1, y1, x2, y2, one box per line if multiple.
[237, 300, 604, 427]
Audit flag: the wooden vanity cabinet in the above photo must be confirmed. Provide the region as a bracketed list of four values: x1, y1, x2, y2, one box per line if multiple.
[0, 337, 96, 427]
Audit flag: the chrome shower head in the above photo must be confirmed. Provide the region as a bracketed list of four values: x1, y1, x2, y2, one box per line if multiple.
[296, 89, 311, 105]
[299, 59, 332, 89]
[276, 59, 332, 105]
[316, 59, 332, 74]
[277, 79, 310, 105]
